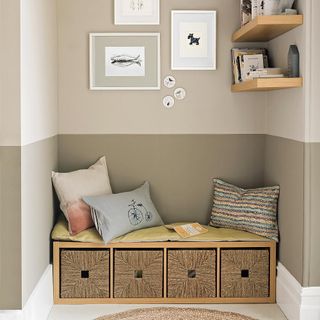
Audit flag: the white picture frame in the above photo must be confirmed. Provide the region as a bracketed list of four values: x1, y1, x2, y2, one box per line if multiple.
[171, 10, 217, 71]
[114, 0, 160, 25]
[89, 33, 160, 90]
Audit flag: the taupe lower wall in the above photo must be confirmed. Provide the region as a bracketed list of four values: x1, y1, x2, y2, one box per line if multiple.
[0, 147, 22, 309]
[309, 143, 320, 286]
[0, 137, 57, 310]
[21, 136, 58, 306]
[58, 134, 265, 225]
[264, 135, 305, 284]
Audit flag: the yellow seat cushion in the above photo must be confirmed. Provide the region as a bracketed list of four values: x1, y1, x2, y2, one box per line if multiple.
[51, 215, 269, 244]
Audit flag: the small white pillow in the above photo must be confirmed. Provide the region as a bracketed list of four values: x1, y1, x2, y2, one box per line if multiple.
[52, 156, 112, 235]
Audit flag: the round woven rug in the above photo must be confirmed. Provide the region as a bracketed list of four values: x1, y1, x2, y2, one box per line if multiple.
[96, 307, 257, 320]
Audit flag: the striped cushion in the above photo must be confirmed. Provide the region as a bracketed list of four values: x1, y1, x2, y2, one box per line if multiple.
[209, 179, 279, 242]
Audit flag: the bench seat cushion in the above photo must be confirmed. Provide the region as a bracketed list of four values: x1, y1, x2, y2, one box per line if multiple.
[51, 215, 270, 244]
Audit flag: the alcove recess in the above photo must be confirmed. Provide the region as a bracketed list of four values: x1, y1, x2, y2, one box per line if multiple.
[232, 15, 303, 92]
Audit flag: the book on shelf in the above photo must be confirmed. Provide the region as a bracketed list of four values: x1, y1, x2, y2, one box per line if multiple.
[242, 54, 264, 81]
[231, 48, 269, 83]
[241, 0, 263, 25]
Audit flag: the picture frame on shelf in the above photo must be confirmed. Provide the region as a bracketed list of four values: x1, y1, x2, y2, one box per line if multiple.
[171, 10, 216, 71]
[114, 0, 160, 25]
[89, 33, 160, 90]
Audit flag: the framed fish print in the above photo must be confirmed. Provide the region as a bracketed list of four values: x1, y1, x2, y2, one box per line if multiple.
[171, 11, 216, 71]
[89, 33, 160, 90]
[114, 0, 160, 25]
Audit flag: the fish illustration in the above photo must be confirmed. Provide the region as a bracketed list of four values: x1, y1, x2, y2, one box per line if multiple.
[111, 54, 142, 67]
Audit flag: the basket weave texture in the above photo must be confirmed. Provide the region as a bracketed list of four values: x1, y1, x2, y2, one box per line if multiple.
[221, 249, 269, 298]
[167, 249, 216, 298]
[60, 249, 109, 299]
[114, 250, 163, 298]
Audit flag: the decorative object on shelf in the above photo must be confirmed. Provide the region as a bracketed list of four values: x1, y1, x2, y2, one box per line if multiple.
[174, 87, 186, 100]
[288, 44, 299, 78]
[90, 33, 160, 90]
[163, 96, 175, 108]
[171, 11, 216, 70]
[114, 0, 160, 25]
[240, 0, 295, 25]
[163, 75, 176, 88]
[264, 0, 295, 16]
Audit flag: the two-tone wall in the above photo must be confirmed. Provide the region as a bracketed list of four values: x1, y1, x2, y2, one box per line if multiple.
[57, 0, 319, 289]
[0, 0, 22, 309]
[0, 0, 58, 309]
[265, 0, 320, 287]
[1, 0, 319, 311]
[57, 0, 269, 237]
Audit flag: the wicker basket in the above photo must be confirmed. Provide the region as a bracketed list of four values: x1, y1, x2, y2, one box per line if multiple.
[60, 249, 109, 299]
[167, 249, 216, 298]
[113, 249, 163, 298]
[220, 249, 270, 298]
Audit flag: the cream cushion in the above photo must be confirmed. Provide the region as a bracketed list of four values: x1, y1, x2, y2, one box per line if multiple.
[52, 156, 112, 235]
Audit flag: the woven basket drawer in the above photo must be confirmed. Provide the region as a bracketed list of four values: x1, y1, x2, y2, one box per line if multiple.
[60, 249, 110, 299]
[220, 249, 270, 298]
[167, 249, 216, 298]
[114, 249, 163, 298]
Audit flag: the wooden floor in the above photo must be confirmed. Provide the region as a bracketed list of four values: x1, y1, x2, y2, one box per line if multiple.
[48, 304, 287, 320]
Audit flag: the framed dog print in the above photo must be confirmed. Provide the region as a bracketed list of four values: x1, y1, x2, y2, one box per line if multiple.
[115, 0, 160, 25]
[171, 11, 216, 70]
[90, 33, 160, 90]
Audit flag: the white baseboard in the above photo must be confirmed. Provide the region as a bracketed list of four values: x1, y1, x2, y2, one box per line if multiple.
[0, 264, 53, 320]
[277, 263, 320, 320]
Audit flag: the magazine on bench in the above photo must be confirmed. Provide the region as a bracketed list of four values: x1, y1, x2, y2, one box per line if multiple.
[165, 223, 208, 238]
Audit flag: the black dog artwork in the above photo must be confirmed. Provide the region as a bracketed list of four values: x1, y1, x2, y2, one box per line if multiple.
[188, 33, 200, 46]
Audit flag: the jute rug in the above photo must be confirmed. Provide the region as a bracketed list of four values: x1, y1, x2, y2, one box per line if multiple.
[96, 307, 257, 320]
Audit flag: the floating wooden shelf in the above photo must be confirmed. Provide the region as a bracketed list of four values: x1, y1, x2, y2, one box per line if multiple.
[232, 77, 303, 92]
[232, 15, 303, 42]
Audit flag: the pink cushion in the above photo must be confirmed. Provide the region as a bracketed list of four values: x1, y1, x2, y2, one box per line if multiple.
[67, 200, 94, 235]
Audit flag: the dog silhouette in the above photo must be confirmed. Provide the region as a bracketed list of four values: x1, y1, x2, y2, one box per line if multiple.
[188, 33, 200, 45]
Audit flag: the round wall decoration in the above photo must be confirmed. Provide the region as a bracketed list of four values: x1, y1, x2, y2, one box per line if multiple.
[163, 96, 175, 108]
[174, 87, 186, 100]
[163, 75, 176, 88]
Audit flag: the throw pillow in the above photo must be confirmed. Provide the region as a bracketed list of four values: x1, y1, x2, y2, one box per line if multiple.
[52, 156, 112, 235]
[209, 179, 280, 242]
[83, 182, 164, 243]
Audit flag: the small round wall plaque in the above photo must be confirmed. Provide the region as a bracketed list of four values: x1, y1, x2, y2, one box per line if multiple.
[163, 96, 175, 109]
[174, 87, 186, 100]
[163, 75, 176, 88]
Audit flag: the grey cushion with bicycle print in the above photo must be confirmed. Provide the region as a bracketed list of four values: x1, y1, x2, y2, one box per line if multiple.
[83, 182, 164, 243]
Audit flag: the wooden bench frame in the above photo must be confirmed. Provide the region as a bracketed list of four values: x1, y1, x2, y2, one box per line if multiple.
[53, 240, 276, 305]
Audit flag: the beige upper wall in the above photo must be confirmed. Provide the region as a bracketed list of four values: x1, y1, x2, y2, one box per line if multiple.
[266, 0, 320, 143]
[309, 0, 320, 142]
[265, 0, 306, 142]
[20, 0, 59, 306]
[0, 0, 21, 146]
[20, 0, 58, 146]
[58, 0, 267, 135]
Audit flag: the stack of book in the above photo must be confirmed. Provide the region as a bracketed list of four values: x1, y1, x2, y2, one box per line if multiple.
[240, 0, 297, 26]
[232, 48, 286, 83]
[247, 68, 285, 79]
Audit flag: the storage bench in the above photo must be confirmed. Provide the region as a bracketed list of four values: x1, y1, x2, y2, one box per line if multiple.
[53, 240, 276, 304]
